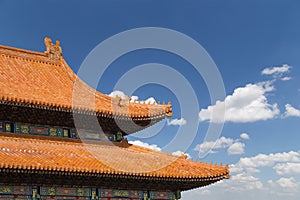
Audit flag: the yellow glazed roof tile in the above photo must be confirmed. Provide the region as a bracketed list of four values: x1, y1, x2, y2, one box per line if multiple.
[0, 38, 172, 119]
[0, 133, 229, 180]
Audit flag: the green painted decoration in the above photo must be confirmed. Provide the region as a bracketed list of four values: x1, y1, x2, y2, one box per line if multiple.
[0, 121, 123, 142]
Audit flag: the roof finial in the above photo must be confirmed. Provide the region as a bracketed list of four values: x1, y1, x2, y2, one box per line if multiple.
[44, 37, 52, 54]
[165, 102, 172, 117]
[44, 37, 62, 61]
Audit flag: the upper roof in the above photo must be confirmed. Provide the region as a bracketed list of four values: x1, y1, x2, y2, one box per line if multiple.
[0, 38, 172, 120]
[0, 132, 229, 191]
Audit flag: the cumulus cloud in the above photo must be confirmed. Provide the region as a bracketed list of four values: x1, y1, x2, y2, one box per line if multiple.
[268, 178, 299, 195]
[221, 150, 300, 196]
[284, 104, 300, 117]
[194, 136, 246, 156]
[194, 136, 233, 154]
[237, 151, 300, 168]
[273, 163, 300, 175]
[167, 118, 187, 126]
[184, 150, 300, 198]
[129, 140, 161, 151]
[240, 133, 250, 140]
[231, 150, 300, 178]
[199, 81, 279, 123]
[108, 90, 129, 99]
[144, 97, 156, 104]
[231, 173, 264, 190]
[131, 96, 157, 104]
[108, 90, 157, 104]
[276, 177, 298, 189]
[172, 150, 191, 159]
[130, 96, 139, 102]
[261, 64, 291, 76]
[228, 142, 245, 155]
[215, 172, 264, 192]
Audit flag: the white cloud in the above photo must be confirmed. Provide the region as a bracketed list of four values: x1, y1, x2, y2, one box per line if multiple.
[218, 150, 300, 196]
[228, 142, 245, 155]
[194, 136, 233, 155]
[199, 81, 279, 123]
[261, 64, 291, 76]
[281, 76, 292, 81]
[183, 155, 300, 199]
[108, 90, 129, 99]
[130, 95, 139, 102]
[128, 140, 161, 151]
[237, 151, 300, 169]
[268, 177, 300, 196]
[284, 104, 300, 117]
[217, 173, 264, 192]
[230, 164, 260, 174]
[172, 150, 191, 159]
[130, 96, 157, 104]
[273, 163, 300, 175]
[108, 90, 157, 104]
[232, 173, 264, 190]
[144, 97, 156, 104]
[240, 133, 250, 140]
[276, 177, 298, 189]
[194, 136, 246, 156]
[230, 151, 300, 181]
[167, 118, 187, 126]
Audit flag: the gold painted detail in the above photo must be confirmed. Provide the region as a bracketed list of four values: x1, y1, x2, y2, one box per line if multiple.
[5, 123, 11, 132]
[21, 125, 29, 134]
[113, 190, 129, 197]
[49, 128, 57, 136]
[48, 187, 55, 196]
[77, 188, 84, 196]
[0, 186, 12, 194]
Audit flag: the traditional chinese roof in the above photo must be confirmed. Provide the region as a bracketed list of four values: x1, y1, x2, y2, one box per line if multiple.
[0, 38, 172, 134]
[0, 132, 229, 191]
[0, 38, 230, 192]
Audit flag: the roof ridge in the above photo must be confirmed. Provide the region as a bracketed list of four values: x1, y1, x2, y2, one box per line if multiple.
[0, 44, 46, 57]
[0, 44, 61, 66]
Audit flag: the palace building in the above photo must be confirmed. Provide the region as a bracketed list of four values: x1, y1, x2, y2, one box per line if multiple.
[0, 38, 229, 200]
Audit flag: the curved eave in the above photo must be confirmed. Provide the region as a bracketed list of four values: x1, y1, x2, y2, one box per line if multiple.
[0, 133, 229, 190]
[0, 167, 229, 180]
[0, 99, 170, 121]
[0, 168, 229, 192]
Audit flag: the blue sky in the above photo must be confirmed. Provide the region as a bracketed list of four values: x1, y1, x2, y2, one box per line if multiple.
[1, 1, 300, 199]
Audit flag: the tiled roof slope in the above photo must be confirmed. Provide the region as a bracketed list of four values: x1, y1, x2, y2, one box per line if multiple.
[0, 133, 229, 184]
[0, 38, 172, 119]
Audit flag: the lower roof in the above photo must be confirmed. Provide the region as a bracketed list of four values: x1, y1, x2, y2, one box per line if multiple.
[0, 133, 229, 190]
